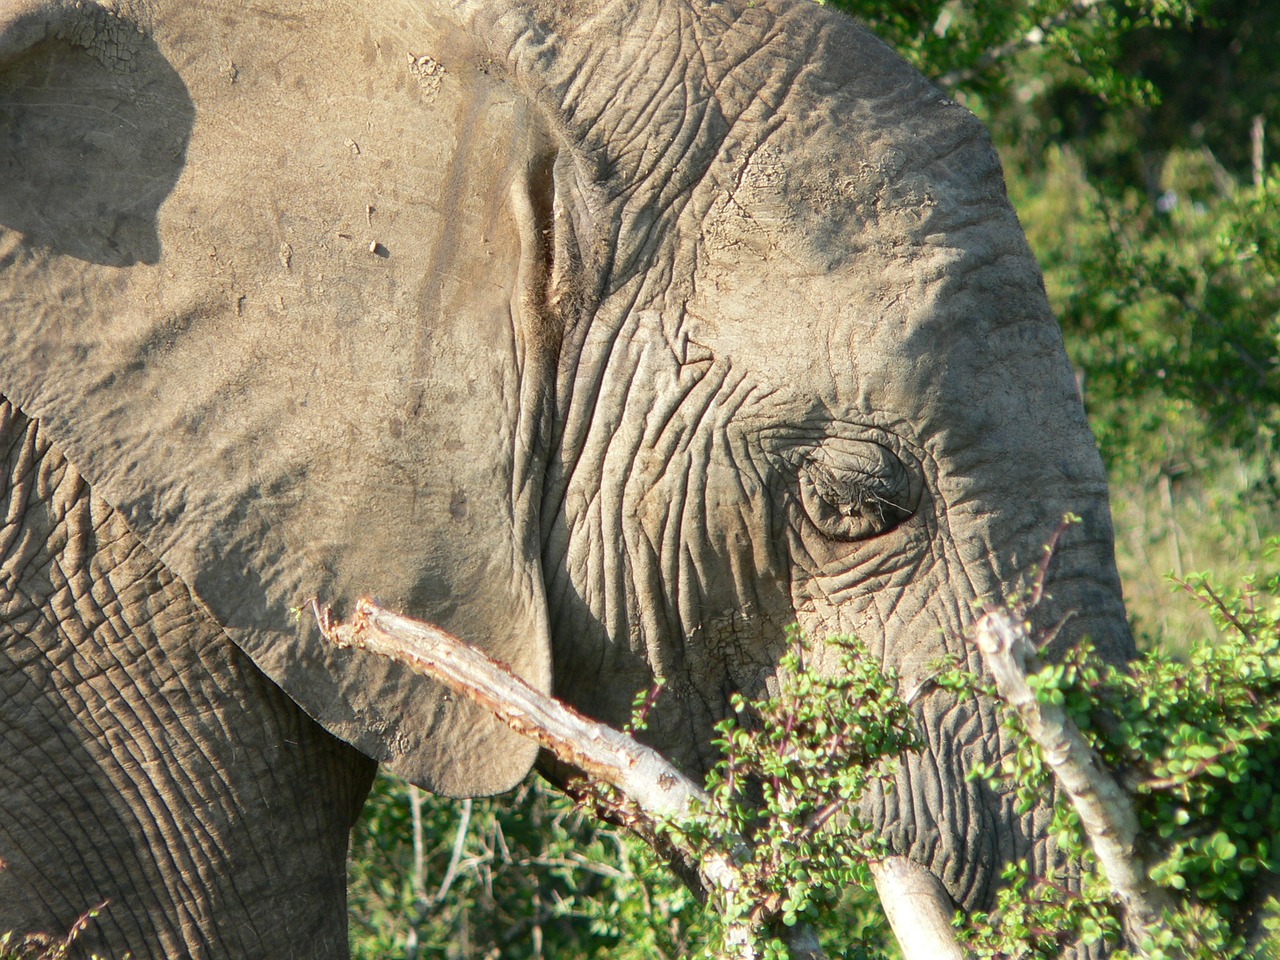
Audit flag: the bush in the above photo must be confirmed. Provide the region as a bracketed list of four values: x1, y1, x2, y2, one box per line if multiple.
[951, 545, 1280, 958]
[349, 774, 704, 959]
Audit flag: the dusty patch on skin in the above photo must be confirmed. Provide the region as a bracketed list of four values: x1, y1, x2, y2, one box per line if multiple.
[686, 601, 788, 695]
[699, 144, 785, 259]
[407, 52, 446, 99]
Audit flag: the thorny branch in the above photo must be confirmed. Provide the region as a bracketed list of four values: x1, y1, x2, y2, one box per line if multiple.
[1175, 576, 1257, 643]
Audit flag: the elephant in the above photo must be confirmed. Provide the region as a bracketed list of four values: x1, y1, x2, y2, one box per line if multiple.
[0, 0, 1134, 956]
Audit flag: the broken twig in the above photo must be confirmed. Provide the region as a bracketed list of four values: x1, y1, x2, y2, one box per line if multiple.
[317, 597, 828, 959]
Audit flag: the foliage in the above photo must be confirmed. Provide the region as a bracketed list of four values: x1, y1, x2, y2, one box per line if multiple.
[1017, 147, 1280, 645]
[943, 547, 1280, 958]
[826, 0, 1204, 107]
[350, 559, 1280, 959]
[349, 774, 705, 959]
[349, 566, 1280, 959]
[656, 632, 919, 958]
[0, 904, 119, 960]
[1021, 155, 1280, 480]
[350, 636, 913, 960]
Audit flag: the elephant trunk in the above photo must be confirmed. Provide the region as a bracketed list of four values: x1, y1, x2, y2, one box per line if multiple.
[858, 493, 1132, 927]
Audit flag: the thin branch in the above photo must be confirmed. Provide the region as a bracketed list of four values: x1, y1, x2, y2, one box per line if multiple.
[797, 801, 843, 845]
[1031, 514, 1080, 607]
[1141, 718, 1272, 792]
[406, 784, 428, 960]
[317, 598, 712, 825]
[1034, 609, 1077, 653]
[431, 797, 472, 907]
[317, 598, 836, 960]
[974, 609, 1184, 956]
[1176, 577, 1256, 643]
[410, 784, 426, 901]
[1251, 115, 1266, 191]
[512, 853, 629, 881]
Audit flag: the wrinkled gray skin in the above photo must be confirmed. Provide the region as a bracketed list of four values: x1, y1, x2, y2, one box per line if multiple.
[0, 0, 1132, 955]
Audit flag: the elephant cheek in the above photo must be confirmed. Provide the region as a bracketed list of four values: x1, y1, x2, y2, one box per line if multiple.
[784, 521, 1127, 912]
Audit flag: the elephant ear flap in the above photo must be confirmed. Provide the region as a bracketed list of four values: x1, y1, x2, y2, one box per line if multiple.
[260, 125, 571, 794]
[0, 13, 570, 798]
[338, 142, 583, 796]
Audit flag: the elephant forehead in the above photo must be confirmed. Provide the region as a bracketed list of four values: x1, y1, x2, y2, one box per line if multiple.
[682, 93, 1074, 432]
[700, 100, 984, 264]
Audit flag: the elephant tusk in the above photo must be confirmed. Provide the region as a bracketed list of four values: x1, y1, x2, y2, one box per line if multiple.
[870, 857, 973, 960]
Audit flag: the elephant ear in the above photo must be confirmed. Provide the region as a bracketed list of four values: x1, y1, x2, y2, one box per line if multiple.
[0, 0, 569, 795]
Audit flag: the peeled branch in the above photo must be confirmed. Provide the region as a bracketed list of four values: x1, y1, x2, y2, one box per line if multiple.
[317, 598, 805, 959]
[974, 608, 1182, 957]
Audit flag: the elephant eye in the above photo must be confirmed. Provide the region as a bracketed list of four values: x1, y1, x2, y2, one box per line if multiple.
[797, 441, 916, 541]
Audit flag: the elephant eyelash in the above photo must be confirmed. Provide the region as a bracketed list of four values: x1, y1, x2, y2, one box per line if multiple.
[812, 469, 909, 518]
[796, 446, 917, 541]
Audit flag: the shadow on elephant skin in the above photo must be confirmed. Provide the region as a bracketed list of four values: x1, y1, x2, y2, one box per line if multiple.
[0, 9, 192, 267]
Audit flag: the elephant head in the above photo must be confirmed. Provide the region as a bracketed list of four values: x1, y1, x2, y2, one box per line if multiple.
[484, 0, 1134, 911]
[0, 0, 1132, 954]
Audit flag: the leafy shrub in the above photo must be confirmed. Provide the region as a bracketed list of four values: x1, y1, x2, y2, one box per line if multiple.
[660, 633, 918, 958]
[951, 545, 1280, 958]
[349, 635, 914, 960]
[349, 774, 704, 959]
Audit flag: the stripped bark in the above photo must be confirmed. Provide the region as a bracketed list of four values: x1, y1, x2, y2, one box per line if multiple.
[974, 609, 1183, 957]
[317, 598, 822, 959]
[871, 858, 973, 960]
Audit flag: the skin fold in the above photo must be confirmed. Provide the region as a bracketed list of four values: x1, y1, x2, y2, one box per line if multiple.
[0, 0, 1132, 956]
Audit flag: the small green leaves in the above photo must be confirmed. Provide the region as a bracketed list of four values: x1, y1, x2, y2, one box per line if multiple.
[962, 861, 1124, 959]
[669, 628, 921, 958]
[955, 550, 1280, 958]
[625, 678, 667, 734]
[0, 903, 116, 960]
